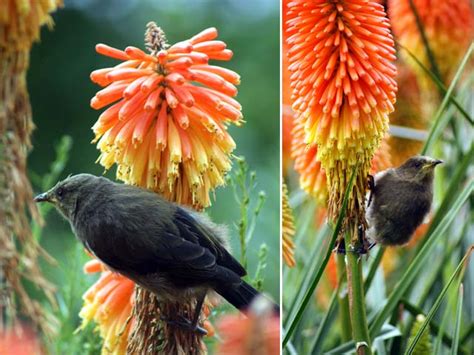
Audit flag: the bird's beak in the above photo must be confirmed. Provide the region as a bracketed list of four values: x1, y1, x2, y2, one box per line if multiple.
[34, 192, 51, 203]
[428, 159, 443, 167]
[423, 159, 443, 170]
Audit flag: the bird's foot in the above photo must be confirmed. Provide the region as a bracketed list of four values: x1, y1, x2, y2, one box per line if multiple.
[161, 315, 207, 336]
[350, 242, 376, 255]
[334, 238, 346, 254]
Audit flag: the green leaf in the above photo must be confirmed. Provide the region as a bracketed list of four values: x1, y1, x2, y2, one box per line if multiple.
[422, 43, 474, 154]
[283, 165, 358, 347]
[450, 284, 464, 355]
[406, 0, 442, 80]
[405, 249, 472, 354]
[369, 179, 473, 339]
[309, 290, 338, 354]
[397, 43, 473, 125]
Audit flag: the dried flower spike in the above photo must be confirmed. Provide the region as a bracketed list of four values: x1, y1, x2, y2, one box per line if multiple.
[90, 23, 242, 209]
[0, 0, 63, 50]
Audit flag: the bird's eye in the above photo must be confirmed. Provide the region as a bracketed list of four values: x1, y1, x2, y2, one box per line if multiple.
[56, 187, 64, 198]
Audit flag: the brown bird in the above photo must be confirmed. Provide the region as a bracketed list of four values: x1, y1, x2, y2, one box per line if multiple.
[366, 155, 443, 246]
[34, 174, 278, 334]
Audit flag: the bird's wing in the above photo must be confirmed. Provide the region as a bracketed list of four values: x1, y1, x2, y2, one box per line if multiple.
[85, 199, 244, 287]
[173, 207, 246, 277]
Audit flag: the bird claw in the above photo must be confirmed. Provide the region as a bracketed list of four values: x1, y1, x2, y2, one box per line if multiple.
[161, 315, 208, 336]
[334, 238, 346, 254]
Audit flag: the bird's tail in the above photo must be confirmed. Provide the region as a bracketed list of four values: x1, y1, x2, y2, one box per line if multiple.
[217, 280, 280, 313]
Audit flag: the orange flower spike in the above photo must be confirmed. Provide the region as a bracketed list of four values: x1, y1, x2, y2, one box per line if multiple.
[90, 23, 241, 208]
[285, 0, 397, 220]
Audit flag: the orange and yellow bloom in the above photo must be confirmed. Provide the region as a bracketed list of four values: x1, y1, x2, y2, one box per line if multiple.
[90, 23, 242, 209]
[217, 298, 279, 355]
[80, 259, 135, 354]
[285, 0, 397, 220]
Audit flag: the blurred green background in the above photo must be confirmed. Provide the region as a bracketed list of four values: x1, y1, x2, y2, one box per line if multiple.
[27, 0, 279, 347]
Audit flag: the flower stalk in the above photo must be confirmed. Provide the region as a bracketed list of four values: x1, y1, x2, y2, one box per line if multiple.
[336, 253, 351, 342]
[345, 229, 372, 355]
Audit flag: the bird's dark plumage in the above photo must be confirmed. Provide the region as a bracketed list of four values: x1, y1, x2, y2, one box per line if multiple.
[35, 174, 273, 312]
[366, 156, 442, 246]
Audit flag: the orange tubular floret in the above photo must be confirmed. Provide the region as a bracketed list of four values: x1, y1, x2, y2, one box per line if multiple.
[94, 278, 123, 304]
[169, 84, 195, 107]
[141, 74, 163, 93]
[124, 77, 148, 99]
[155, 102, 168, 147]
[94, 101, 124, 129]
[192, 65, 240, 85]
[177, 126, 193, 160]
[172, 104, 190, 129]
[168, 41, 193, 54]
[144, 87, 163, 112]
[193, 40, 227, 52]
[96, 44, 129, 61]
[90, 68, 113, 87]
[207, 88, 242, 110]
[206, 49, 233, 61]
[133, 111, 156, 144]
[91, 95, 121, 110]
[83, 259, 104, 274]
[165, 87, 179, 108]
[190, 69, 224, 88]
[166, 57, 193, 70]
[95, 83, 128, 102]
[189, 27, 218, 44]
[184, 85, 220, 108]
[167, 51, 209, 64]
[217, 102, 242, 121]
[119, 91, 147, 120]
[124, 46, 147, 60]
[106, 68, 152, 82]
[165, 72, 185, 85]
[102, 280, 133, 311]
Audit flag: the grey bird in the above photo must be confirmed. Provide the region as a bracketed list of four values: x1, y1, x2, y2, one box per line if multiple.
[366, 156, 443, 246]
[34, 174, 276, 333]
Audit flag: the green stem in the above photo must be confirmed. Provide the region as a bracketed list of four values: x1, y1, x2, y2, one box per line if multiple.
[345, 232, 372, 355]
[336, 252, 352, 342]
[407, 0, 442, 82]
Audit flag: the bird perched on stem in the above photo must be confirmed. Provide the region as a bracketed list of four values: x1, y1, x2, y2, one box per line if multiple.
[366, 156, 443, 246]
[34, 174, 277, 334]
